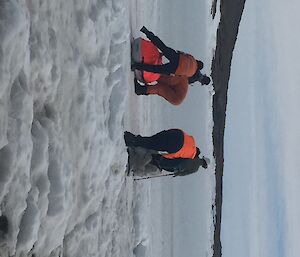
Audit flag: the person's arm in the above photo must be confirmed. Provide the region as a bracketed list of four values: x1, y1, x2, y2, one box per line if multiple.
[140, 26, 175, 57]
[188, 68, 205, 84]
[188, 73, 200, 84]
[158, 157, 184, 173]
[172, 159, 199, 177]
[140, 26, 158, 43]
[173, 169, 197, 177]
[158, 157, 201, 176]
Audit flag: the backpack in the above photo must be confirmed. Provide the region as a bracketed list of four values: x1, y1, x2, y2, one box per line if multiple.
[131, 37, 162, 83]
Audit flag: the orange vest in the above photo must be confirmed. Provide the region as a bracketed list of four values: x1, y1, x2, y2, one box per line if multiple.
[163, 132, 197, 159]
[175, 53, 198, 77]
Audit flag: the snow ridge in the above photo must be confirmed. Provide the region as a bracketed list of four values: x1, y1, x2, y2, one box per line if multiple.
[0, 0, 133, 256]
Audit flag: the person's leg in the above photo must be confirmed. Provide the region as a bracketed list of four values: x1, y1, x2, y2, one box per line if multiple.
[135, 129, 184, 153]
[147, 83, 183, 105]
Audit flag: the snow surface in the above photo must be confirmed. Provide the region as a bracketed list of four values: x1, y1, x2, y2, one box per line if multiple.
[0, 0, 134, 256]
[0, 0, 216, 257]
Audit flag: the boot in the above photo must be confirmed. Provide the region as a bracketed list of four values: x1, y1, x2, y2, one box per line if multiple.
[134, 79, 148, 95]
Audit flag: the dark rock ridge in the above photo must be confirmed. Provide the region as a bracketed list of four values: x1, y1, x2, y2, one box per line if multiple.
[210, 0, 246, 256]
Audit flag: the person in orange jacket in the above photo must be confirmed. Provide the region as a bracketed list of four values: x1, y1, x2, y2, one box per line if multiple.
[132, 26, 211, 84]
[124, 129, 198, 159]
[124, 129, 209, 172]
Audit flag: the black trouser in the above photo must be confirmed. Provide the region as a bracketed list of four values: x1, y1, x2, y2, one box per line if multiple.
[134, 32, 179, 75]
[135, 129, 184, 153]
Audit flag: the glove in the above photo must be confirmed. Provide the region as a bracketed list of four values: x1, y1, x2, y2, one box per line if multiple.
[140, 26, 149, 34]
[140, 26, 154, 39]
[134, 78, 147, 95]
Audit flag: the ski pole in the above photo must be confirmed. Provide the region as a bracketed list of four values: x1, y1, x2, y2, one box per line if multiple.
[133, 173, 174, 181]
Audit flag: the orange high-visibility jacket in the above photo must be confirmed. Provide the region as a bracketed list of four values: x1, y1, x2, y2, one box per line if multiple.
[175, 53, 198, 77]
[163, 131, 197, 159]
[146, 75, 188, 105]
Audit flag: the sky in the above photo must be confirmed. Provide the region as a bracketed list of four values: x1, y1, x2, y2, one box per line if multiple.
[223, 0, 300, 256]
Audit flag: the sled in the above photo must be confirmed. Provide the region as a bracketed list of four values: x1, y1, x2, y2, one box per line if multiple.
[131, 37, 162, 83]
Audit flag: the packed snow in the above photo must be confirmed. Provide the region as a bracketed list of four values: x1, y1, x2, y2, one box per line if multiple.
[0, 0, 216, 257]
[0, 0, 134, 256]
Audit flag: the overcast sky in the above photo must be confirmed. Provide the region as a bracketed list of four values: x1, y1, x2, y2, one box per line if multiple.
[223, 0, 300, 256]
